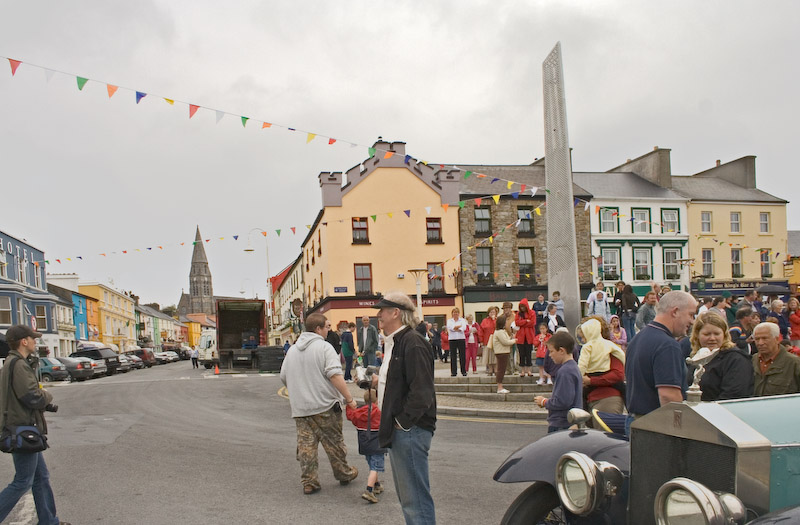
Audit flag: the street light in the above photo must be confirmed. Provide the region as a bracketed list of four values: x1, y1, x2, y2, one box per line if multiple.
[407, 268, 429, 322]
[244, 228, 272, 331]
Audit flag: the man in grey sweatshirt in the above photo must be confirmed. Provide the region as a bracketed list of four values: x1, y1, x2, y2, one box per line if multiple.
[280, 313, 359, 495]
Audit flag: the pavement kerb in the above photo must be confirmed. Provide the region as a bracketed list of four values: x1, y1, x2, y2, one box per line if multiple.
[437, 405, 547, 420]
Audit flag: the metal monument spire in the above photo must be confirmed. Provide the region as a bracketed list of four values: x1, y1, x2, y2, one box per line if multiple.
[543, 42, 581, 329]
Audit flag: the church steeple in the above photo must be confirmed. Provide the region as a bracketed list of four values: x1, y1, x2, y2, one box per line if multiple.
[188, 225, 215, 314]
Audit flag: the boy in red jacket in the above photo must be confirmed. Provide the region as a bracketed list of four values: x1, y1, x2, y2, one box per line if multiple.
[346, 388, 386, 503]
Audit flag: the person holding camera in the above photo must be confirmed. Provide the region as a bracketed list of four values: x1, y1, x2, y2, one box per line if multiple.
[0, 325, 68, 525]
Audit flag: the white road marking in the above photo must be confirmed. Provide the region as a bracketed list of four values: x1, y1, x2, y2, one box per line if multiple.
[8, 492, 35, 524]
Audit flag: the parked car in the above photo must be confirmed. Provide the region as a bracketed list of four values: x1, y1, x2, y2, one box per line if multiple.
[125, 353, 144, 369]
[153, 352, 170, 365]
[88, 358, 108, 377]
[38, 357, 69, 382]
[494, 396, 800, 524]
[164, 351, 180, 362]
[117, 354, 132, 373]
[127, 347, 155, 367]
[55, 356, 94, 382]
[71, 344, 121, 375]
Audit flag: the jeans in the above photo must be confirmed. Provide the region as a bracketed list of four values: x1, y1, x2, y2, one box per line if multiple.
[343, 355, 353, 380]
[0, 451, 59, 525]
[621, 312, 636, 343]
[389, 426, 436, 525]
[363, 351, 375, 367]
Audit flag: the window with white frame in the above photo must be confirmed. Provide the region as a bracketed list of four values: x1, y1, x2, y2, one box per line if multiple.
[634, 249, 652, 280]
[0, 296, 11, 325]
[600, 249, 620, 277]
[427, 263, 444, 293]
[0, 245, 6, 278]
[760, 212, 770, 233]
[730, 212, 741, 233]
[34, 266, 41, 289]
[761, 251, 771, 277]
[661, 209, 679, 233]
[600, 209, 618, 233]
[632, 209, 650, 233]
[731, 248, 743, 276]
[700, 211, 712, 233]
[663, 248, 681, 278]
[17, 256, 25, 284]
[35, 305, 47, 331]
[474, 207, 491, 235]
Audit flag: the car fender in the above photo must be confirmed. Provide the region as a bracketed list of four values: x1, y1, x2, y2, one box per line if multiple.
[493, 428, 630, 485]
[747, 505, 800, 524]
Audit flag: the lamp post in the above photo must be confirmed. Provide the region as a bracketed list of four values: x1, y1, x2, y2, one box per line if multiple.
[407, 268, 429, 322]
[244, 228, 272, 333]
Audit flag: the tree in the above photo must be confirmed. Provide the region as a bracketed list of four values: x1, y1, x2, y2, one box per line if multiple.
[161, 304, 178, 318]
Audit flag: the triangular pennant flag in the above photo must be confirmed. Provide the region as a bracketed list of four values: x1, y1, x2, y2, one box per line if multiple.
[474, 198, 482, 206]
[44, 69, 55, 83]
[306, 224, 312, 229]
[291, 227, 296, 234]
[371, 215, 377, 222]
[136, 91, 147, 104]
[458, 201, 465, 209]
[425, 207, 432, 215]
[328, 138, 336, 145]
[8, 59, 21, 76]
[189, 105, 200, 118]
[368, 147, 376, 157]
[520, 184, 526, 193]
[307, 133, 316, 143]
[241, 117, 249, 127]
[491, 178, 499, 184]
[76, 77, 89, 90]
[584, 201, 590, 211]
[404, 155, 411, 165]
[146, 247, 152, 250]
[164, 98, 174, 105]
[476, 173, 486, 178]
[535, 207, 542, 216]
[233, 235, 239, 240]
[384, 151, 394, 159]
[66, 258, 72, 261]
[262, 122, 271, 128]
[404, 210, 411, 217]
[261, 231, 267, 237]
[507, 181, 513, 189]
[442, 204, 450, 212]
[464, 171, 473, 179]
[219, 237, 224, 240]
[216, 111, 224, 123]
[574, 198, 580, 206]
[158, 246, 163, 250]
[595, 206, 601, 214]
[530, 186, 538, 196]
[123, 250, 128, 253]
[205, 239, 210, 243]
[276, 230, 281, 236]
[511, 192, 520, 199]
[387, 212, 393, 218]
[56, 259, 61, 264]
[107, 84, 118, 98]
[492, 194, 500, 204]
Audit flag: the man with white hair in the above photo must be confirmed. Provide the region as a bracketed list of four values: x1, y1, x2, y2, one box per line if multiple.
[766, 300, 790, 341]
[372, 291, 436, 525]
[625, 291, 697, 421]
[752, 322, 800, 396]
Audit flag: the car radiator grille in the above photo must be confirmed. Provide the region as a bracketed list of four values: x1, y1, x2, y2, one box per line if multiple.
[629, 429, 736, 524]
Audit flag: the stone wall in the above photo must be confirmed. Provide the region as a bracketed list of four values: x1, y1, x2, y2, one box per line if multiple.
[458, 197, 592, 287]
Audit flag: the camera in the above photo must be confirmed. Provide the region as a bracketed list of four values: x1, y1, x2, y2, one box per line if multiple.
[45, 404, 58, 413]
[354, 365, 379, 390]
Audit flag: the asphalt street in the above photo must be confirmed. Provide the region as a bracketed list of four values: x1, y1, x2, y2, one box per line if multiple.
[1, 362, 547, 524]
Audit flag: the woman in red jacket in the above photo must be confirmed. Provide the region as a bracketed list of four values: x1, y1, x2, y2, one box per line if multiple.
[480, 306, 499, 375]
[515, 298, 537, 377]
[788, 297, 800, 346]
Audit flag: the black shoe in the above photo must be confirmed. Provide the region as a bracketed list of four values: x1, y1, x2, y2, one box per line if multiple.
[451, 374, 456, 377]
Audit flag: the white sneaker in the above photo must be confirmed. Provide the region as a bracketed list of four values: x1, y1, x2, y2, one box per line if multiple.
[536, 378, 544, 385]
[497, 388, 510, 394]
[546, 378, 553, 385]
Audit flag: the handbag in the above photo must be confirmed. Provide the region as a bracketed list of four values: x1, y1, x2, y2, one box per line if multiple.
[0, 358, 48, 454]
[357, 404, 386, 456]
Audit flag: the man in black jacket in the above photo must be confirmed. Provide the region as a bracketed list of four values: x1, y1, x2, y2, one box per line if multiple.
[0, 325, 68, 525]
[730, 307, 759, 355]
[372, 292, 436, 525]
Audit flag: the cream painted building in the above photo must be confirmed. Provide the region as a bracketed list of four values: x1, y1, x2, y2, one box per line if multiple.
[78, 282, 137, 349]
[671, 156, 788, 296]
[272, 255, 304, 344]
[303, 140, 463, 328]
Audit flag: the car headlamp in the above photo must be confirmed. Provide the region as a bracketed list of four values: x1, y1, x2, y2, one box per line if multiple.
[654, 478, 745, 525]
[555, 452, 622, 516]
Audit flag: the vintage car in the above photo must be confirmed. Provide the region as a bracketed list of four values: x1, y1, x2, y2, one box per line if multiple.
[494, 395, 800, 524]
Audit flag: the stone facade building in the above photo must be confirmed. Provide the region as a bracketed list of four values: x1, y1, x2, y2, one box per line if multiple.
[455, 162, 594, 320]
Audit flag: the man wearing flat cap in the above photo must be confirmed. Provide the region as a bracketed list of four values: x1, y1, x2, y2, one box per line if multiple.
[0, 324, 69, 525]
[372, 292, 437, 524]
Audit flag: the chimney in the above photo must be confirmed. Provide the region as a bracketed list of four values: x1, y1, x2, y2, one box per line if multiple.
[694, 156, 757, 189]
[436, 169, 461, 205]
[318, 171, 343, 207]
[608, 148, 673, 189]
[716, 159, 721, 167]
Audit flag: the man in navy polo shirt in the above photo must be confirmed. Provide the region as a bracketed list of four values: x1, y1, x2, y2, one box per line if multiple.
[625, 291, 697, 423]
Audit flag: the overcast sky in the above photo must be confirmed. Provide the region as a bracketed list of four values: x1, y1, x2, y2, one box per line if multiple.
[1, 1, 797, 307]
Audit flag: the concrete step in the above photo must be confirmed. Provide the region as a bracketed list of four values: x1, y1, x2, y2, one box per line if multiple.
[435, 374, 545, 384]
[435, 383, 553, 394]
[437, 392, 551, 402]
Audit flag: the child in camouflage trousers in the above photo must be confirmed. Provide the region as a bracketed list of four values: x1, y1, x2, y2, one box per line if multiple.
[345, 388, 386, 503]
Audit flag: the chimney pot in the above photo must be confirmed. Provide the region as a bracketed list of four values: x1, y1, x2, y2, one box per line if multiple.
[716, 159, 721, 167]
[653, 146, 658, 151]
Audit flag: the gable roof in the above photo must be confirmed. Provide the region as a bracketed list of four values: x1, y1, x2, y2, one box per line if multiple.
[573, 172, 684, 200]
[671, 176, 786, 203]
[456, 164, 591, 199]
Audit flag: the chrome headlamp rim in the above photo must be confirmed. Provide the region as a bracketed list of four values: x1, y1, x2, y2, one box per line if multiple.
[654, 477, 746, 525]
[555, 452, 600, 515]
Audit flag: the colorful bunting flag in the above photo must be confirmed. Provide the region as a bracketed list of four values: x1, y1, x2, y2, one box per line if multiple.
[216, 111, 225, 123]
[8, 58, 21, 76]
[241, 117, 249, 127]
[76, 76, 88, 90]
[328, 138, 336, 145]
[464, 171, 473, 179]
[442, 204, 449, 212]
[425, 207, 432, 215]
[492, 195, 500, 204]
[262, 122, 271, 128]
[404, 210, 411, 217]
[368, 147, 376, 157]
[506, 181, 513, 189]
[107, 85, 118, 98]
[307, 133, 316, 143]
[474, 198, 482, 206]
[135, 91, 147, 104]
[511, 192, 519, 199]
[371, 215, 377, 222]
[291, 227, 296, 234]
[384, 151, 394, 159]
[404, 155, 411, 165]
[189, 105, 200, 118]
[164, 98, 174, 105]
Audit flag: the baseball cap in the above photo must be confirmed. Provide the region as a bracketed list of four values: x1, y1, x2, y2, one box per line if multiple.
[373, 297, 415, 312]
[5, 324, 42, 344]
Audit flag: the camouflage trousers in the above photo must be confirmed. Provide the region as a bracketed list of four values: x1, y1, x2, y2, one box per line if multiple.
[295, 406, 358, 489]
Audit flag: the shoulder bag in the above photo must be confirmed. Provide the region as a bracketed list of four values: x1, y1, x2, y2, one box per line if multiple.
[357, 404, 386, 456]
[0, 358, 48, 454]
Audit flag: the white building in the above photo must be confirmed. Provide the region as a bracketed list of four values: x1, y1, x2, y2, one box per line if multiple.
[272, 255, 304, 344]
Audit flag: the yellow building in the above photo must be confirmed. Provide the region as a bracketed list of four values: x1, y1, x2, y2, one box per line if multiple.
[78, 282, 136, 350]
[784, 231, 800, 294]
[181, 313, 215, 347]
[303, 140, 463, 328]
[671, 156, 789, 296]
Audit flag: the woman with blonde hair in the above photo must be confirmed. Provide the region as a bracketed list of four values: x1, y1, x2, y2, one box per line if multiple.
[492, 314, 517, 394]
[480, 306, 499, 375]
[576, 318, 626, 415]
[689, 312, 753, 401]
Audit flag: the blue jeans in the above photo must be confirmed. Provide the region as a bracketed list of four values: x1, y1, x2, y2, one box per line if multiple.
[0, 451, 60, 525]
[389, 426, 436, 524]
[621, 312, 636, 342]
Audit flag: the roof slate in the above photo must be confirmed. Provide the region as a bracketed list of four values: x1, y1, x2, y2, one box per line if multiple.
[454, 165, 592, 198]
[573, 172, 685, 200]
[671, 176, 786, 203]
[788, 231, 800, 258]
